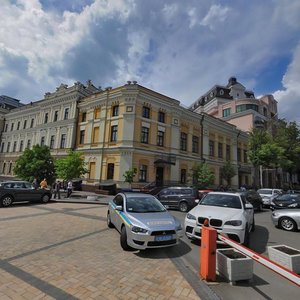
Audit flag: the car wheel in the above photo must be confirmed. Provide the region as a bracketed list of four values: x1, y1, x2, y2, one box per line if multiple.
[243, 226, 250, 247]
[1, 195, 13, 207]
[251, 217, 255, 232]
[179, 201, 188, 212]
[120, 226, 131, 251]
[41, 194, 50, 203]
[279, 217, 297, 231]
[107, 212, 114, 228]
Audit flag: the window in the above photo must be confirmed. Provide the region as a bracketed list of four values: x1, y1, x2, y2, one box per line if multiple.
[111, 125, 118, 142]
[23, 120, 27, 129]
[223, 108, 231, 117]
[158, 111, 165, 123]
[92, 127, 99, 143]
[181, 169, 187, 184]
[89, 162, 96, 179]
[112, 105, 119, 117]
[141, 127, 149, 144]
[64, 108, 69, 120]
[226, 145, 231, 161]
[1, 143, 4, 152]
[157, 131, 164, 146]
[180, 132, 187, 151]
[17, 121, 20, 130]
[139, 165, 147, 182]
[10, 123, 14, 131]
[19, 140, 24, 152]
[2, 163, 6, 173]
[13, 141, 17, 152]
[8, 163, 12, 174]
[27, 140, 31, 149]
[60, 134, 66, 148]
[237, 148, 241, 162]
[209, 140, 215, 156]
[218, 142, 223, 158]
[4, 124, 8, 132]
[142, 106, 150, 118]
[50, 136, 55, 149]
[6, 142, 10, 152]
[107, 163, 114, 180]
[79, 130, 85, 144]
[81, 112, 87, 122]
[54, 111, 58, 122]
[44, 113, 48, 123]
[41, 137, 45, 146]
[244, 150, 248, 163]
[236, 104, 258, 113]
[192, 136, 199, 153]
[94, 107, 100, 119]
[30, 118, 34, 128]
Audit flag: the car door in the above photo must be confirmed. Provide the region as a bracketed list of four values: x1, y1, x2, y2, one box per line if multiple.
[11, 182, 28, 201]
[110, 195, 124, 231]
[157, 189, 170, 207]
[23, 182, 41, 201]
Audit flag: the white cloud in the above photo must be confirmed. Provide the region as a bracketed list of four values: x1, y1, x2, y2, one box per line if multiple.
[200, 4, 231, 30]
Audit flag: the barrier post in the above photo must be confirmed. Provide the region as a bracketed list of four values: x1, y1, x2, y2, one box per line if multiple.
[200, 220, 217, 281]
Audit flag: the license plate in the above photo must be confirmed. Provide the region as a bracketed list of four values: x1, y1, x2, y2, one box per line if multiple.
[155, 235, 172, 241]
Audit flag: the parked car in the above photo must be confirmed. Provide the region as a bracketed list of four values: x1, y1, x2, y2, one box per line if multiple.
[270, 194, 300, 210]
[286, 190, 300, 194]
[271, 209, 300, 231]
[198, 189, 214, 200]
[257, 188, 282, 208]
[107, 192, 183, 250]
[238, 190, 263, 211]
[156, 187, 200, 212]
[0, 181, 52, 207]
[184, 192, 255, 246]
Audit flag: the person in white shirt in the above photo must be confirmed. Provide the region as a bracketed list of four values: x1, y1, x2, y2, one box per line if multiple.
[66, 180, 73, 198]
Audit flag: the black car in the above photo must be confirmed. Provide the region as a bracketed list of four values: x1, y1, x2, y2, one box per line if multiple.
[0, 181, 52, 207]
[238, 190, 263, 211]
[155, 187, 199, 212]
[270, 194, 300, 210]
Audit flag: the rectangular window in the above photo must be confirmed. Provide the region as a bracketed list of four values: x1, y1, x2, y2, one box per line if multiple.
[10, 123, 14, 131]
[181, 169, 187, 184]
[60, 134, 66, 148]
[27, 140, 31, 149]
[23, 120, 27, 129]
[94, 107, 100, 119]
[30, 118, 34, 128]
[180, 132, 187, 151]
[17, 122, 20, 130]
[107, 163, 114, 180]
[4, 124, 8, 132]
[112, 105, 119, 117]
[192, 136, 199, 153]
[64, 108, 69, 120]
[2, 163, 6, 173]
[139, 165, 147, 182]
[79, 130, 85, 144]
[111, 125, 118, 142]
[54, 111, 58, 122]
[244, 150, 248, 163]
[141, 127, 149, 144]
[81, 112, 87, 122]
[41, 137, 45, 146]
[158, 111, 165, 123]
[223, 108, 231, 117]
[6, 142, 10, 152]
[92, 127, 99, 143]
[13, 141, 17, 152]
[8, 163, 12, 174]
[50, 136, 55, 149]
[89, 162, 96, 179]
[226, 144, 231, 161]
[209, 140, 215, 156]
[1, 143, 4, 152]
[237, 148, 241, 162]
[142, 106, 150, 118]
[218, 142, 223, 158]
[157, 130, 164, 146]
[19, 140, 24, 152]
[44, 113, 48, 123]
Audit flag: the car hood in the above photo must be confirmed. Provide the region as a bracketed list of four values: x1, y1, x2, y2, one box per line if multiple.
[127, 212, 178, 230]
[273, 199, 300, 206]
[190, 205, 243, 221]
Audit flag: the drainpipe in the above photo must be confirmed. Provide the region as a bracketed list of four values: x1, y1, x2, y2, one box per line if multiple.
[200, 113, 205, 163]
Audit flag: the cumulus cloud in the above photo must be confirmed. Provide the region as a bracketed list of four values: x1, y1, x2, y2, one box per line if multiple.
[200, 4, 231, 30]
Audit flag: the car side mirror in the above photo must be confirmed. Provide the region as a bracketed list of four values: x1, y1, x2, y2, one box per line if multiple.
[115, 205, 123, 211]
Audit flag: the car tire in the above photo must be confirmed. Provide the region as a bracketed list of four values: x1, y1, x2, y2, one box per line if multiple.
[179, 201, 188, 212]
[41, 194, 50, 203]
[243, 226, 250, 247]
[120, 226, 131, 251]
[1, 195, 13, 207]
[279, 217, 297, 231]
[251, 217, 255, 232]
[107, 212, 114, 228]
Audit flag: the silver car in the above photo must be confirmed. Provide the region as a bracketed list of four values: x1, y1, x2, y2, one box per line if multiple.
[271, 209, 300, 231]
[107, 193, 183, 250]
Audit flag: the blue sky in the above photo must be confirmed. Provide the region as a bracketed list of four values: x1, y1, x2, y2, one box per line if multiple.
[1, 0, 300, 123]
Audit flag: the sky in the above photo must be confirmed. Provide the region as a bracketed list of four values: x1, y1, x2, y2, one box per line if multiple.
[1, 0, 300, 123]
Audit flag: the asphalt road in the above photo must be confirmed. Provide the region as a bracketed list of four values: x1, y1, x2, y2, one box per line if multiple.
[169, 208, 300, 300]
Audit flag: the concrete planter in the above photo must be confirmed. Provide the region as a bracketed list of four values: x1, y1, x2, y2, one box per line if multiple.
[268, 245, 300, 273]
[217, 248, 253, 285]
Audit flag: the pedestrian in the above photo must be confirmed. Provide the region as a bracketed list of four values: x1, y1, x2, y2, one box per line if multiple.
[66, 180, 73, 198]
[40, 178, 47, 189]
[32, 178, 39, 189]
[53, 180, 61, 199]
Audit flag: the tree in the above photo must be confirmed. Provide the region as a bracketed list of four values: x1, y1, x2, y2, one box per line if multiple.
[13, 144, 55, 184]
[123, 168, 137, 187]
[55, 150, 88, 180]
[190, 162, 215, 189]
[220, 161, 236, 186]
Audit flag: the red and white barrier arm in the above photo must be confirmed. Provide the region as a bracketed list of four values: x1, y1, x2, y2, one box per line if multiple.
[218, 234, 300, 286]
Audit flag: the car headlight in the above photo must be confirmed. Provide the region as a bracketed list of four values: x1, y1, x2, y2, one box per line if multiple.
[288, 203, 298, 208]
[186, 213, 196, 220]
[131, 226, 148, 234]
[224, 220, 242, 226]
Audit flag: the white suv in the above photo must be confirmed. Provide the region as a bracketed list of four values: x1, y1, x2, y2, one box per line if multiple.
[184, 192, 255, 246]
[257, 188, 282, 208]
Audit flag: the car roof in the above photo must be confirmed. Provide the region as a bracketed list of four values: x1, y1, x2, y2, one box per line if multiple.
[207, 191, 240, 197]
[121, 192, 155, 198]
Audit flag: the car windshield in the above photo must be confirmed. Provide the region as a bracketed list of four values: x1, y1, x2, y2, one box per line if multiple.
[199, 194, 242, 209]
[258, 189, 272, 195]
[126, 196, 166, 213]
[276, 194, 300, 201]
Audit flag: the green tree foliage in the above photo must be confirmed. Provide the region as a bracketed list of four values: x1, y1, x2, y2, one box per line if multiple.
[123, 168, 137, 185]
[13, 144, 55, 184]
[55, 150, 88, 180]
[220, 161, 236, 185]
[190, 162, 215, 189]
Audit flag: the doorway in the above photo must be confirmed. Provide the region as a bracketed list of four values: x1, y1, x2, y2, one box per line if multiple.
[156, 167, 164, 187]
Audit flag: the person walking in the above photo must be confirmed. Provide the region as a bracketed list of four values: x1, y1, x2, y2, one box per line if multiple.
[52, 180, 61, 199]
[32, 178, 39, 189]
[40, 178, 47, 189]
[66, 180, 73, 198]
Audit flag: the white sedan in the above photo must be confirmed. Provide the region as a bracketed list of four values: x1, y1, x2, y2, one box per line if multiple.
[184, 192, 255, 246]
